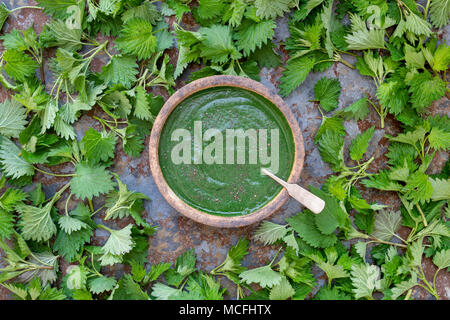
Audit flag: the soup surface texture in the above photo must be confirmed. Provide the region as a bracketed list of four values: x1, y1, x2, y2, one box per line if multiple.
[159, 86, 295, 216]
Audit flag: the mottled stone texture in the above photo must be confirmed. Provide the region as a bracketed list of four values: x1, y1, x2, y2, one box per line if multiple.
[0, 0, 448, 300]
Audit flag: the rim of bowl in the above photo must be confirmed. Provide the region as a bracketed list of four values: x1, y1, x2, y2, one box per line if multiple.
[149, 75, 305, 228]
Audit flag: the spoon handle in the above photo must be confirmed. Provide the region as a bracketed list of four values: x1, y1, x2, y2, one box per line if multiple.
[261, 168, 325, 214]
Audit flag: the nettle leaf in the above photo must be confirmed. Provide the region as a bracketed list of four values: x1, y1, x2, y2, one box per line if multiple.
[88, 276, 117, 294]
[428, 127, 450, 151]
[122, 1, 161, 24]
[17, 202, 57, 242]
[199, 25, 241, 64]
[58, 215, 89, 235]
[81, 128, 117, 164]
[145, 262, 172, 282]
[38, 100, 58, 134]
[311, 186, 348, 235]
[239, 265, 283, 288]
[390, 273, 418, 299]
[19, 251, 58, 285]
[315, 286, 350, 300]
[53, 115, 76, 140]
[338, 97, 370, 121]
[279, 56, 316, 97]
[429, 0, 450, 28]
[408, 72, 446, 110]
[66, 265, 88, 290]
[116, 18, 157, 59]
[2, 50, 39, 82]
[53, 227, 93, 262]
[376, 81, 408, 115]
[388, 126, 427, 146]
[345, 14, 385, 50]
[99, 55, 139, 89]
[404, 171, 433, 204]
[35, 0, 78, 20]
[430, 178, 450, 201]
[404, 13, 432, 37]
[349, 126, 375, 162]
[0, 138, 35, 179]
[287, 212, 337, 248]
[253, 221, 288, 245]
[0, 3, 10, 31]
[314, 115, 346, 143]
[44, 19, 82, 51]
[269, 276, 295, 300]
[0, 209, 14, 239]
[217, 238, 249, 276]
[433, 249, 450, 270]
[314, 77, 341, 112]
[71, 163, 115, 200]
[350, 263, 380, 299]
[371, 210, 402, 241]
[133, 85, 153, 121]
[151, 282, 179, 300]
[59, 100, 91, 124]
[318, 130, 345, 172]
[104, 173, 149, 221]
[102, 224, 134, 256]
[0, 99, 27, 138]
[235, 19, 276, 56]
[254, 0, 294, 19]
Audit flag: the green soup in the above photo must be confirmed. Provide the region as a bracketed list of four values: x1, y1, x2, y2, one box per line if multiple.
[158, 86, 295, 216]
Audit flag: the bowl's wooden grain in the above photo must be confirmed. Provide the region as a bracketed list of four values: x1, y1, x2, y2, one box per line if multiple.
[149, 75, 305, 228]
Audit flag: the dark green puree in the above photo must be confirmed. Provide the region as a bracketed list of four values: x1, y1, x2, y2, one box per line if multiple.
[159, 87, 295, 216]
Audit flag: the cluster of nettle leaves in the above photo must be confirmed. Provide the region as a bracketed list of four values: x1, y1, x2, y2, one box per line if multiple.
[0, 0, 448, 300]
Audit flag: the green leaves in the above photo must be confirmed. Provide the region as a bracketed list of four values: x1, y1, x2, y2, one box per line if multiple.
[240, 265, 282, 288]
[287, 212, 337, 248]
[99, 55, 139, 89]
[88, 276, 117, 295]
[104, 173, 149, 223]
[432, 249, 450, 270]
[71, 163, 115, 200]
[349, 126, 375, 162]
[404, 12, 432, 37]
[81, 128, 117, 164]
[318, 130, 345, 172]
[279, 56, 316, 97]
[200, 25, 241, 64]
[253, 0, 296, 19]
[2, 50, 39, 82]
[116, 18, 157, 59]
[269, 277, 295, 300]
[235, 19, 276, 56]
[350, 263, 380, 299]
[133, 85, 153, 121]
[429, 0, 450, 28]
[253, 221, 289, 245]
[17, 202, 57, 242]
[0, 138, 34, 179]
[408, 72, 446, 110]
[44, 19, 82, 51]
[345, 14, 385, 50]
[314, 77, 341, 112]
[0, 99, 27, 138]
[102, 224, 134, 257]
[0, 3, 10, 31]
[371, 210, 402, 242]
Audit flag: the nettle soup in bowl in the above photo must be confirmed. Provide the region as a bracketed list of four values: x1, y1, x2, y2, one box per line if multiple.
[149, 76, 304, 227]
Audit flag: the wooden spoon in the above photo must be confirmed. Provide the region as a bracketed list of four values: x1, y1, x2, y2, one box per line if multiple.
[261, 168, 325, 214]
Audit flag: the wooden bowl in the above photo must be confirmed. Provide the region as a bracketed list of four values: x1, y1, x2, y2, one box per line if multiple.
[149, 75, 305, 228]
